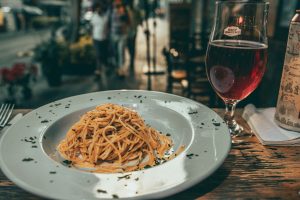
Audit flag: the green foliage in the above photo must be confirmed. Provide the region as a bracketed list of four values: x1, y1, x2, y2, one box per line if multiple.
[33, 35, 96, 76]
[33, 39, 69, 74]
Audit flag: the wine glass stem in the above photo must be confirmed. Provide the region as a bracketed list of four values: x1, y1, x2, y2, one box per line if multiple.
[224, 100, 242, 135]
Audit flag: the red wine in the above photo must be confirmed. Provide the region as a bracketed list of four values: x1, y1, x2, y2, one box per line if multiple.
[206, 40, 268, 101]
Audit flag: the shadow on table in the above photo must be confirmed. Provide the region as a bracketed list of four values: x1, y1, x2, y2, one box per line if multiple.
[164, 154, 237, 199]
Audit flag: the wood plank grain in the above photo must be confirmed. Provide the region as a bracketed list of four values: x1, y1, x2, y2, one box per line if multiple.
[167, 109, 300, 199]
[0, 109, 299, 200]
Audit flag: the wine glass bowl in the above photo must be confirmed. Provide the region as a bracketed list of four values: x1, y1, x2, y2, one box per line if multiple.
[205, 1, 269, 135]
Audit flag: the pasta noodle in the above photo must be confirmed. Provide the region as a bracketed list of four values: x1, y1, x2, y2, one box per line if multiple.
[57, 103, 184, 173]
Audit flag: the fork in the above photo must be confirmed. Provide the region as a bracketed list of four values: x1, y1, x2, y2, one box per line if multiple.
[0, 104, 15, 128]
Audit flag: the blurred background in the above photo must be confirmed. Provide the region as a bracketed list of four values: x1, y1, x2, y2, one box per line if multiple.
[0, 0, 298, 109]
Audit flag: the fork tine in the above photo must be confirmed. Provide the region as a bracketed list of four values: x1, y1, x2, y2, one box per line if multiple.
[0, 104, 8, 122]
[0, 104, 10, 126]
[0, 104, 14, 127]
[1, 104, 14, 127]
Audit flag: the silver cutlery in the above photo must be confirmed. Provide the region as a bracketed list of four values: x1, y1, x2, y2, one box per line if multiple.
[0, 104, 15, 128]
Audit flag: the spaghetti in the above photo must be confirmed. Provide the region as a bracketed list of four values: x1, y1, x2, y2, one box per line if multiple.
[57, 103, 184, 173]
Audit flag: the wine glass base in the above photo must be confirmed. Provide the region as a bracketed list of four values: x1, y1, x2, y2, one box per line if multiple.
[225, 120, 254, 144]
[224, 118, 244, 137]
[228, 123, 244, 136]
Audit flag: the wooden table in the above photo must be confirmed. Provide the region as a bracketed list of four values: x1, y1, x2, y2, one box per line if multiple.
[0, 109, 299, 199]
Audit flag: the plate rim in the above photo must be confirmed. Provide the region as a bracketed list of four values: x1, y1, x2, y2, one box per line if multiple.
[0, 90, 231, 199]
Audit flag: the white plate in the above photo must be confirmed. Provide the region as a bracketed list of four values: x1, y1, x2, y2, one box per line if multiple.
[0, 90, 231, 199]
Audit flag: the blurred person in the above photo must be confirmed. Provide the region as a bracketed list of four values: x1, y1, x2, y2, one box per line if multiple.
[0, 7, 6, 32]
[91, 1, 110, 87]
[127, 0, 142, 71]
[23, 9, 32, 31]
[110, 0, 130, 77]
[14, 9, 25, 31]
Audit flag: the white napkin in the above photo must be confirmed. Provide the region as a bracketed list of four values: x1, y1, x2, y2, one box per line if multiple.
[242, 104, 300, 146]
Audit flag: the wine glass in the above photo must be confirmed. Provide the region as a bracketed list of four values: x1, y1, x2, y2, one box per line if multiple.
[206, 1, 269, 135]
